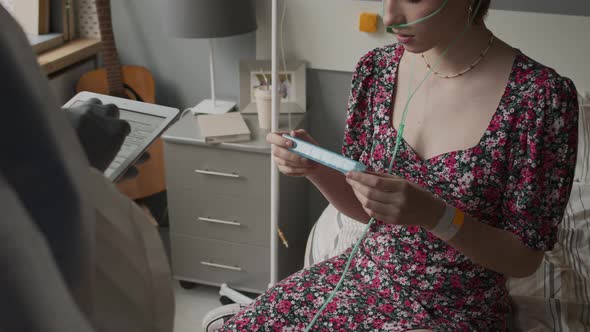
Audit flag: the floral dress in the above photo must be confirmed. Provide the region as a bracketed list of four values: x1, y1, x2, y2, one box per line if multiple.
[220, 44, 579, 331]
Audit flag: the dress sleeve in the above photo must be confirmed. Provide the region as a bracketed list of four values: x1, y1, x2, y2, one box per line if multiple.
[342, 50, 376, 162]
[501, 77, 579, 251]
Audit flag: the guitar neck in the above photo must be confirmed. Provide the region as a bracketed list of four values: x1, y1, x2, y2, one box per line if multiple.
[95, 0, 125, 97]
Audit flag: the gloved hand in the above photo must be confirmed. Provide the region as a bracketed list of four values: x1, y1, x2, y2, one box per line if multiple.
[63, 98, 130, 173]
[120, 150, 150, 181]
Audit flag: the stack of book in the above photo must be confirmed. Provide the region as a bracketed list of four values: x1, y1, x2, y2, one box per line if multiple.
[196, 112, 251, 144]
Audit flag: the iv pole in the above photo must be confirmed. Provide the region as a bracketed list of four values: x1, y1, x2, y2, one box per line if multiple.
[219, 0, 279, 303]
[270, 0, 279, 287]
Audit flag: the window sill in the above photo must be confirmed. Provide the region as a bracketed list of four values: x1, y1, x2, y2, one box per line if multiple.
[37, 38, 102, 75]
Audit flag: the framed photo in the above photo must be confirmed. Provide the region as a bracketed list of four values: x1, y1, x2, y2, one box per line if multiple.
[250, 71, 295, 103]
[240, 60, 306, 114]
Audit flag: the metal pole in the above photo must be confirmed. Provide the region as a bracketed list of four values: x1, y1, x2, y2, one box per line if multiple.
[270, 0, 279, 287]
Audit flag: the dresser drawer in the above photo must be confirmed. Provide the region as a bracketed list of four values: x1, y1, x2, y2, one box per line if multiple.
[171, 235, 269, 293]
[168, 189, 270, 246]
[164, 143, 270, 198]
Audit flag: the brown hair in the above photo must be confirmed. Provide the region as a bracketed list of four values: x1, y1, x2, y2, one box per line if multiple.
[473, 0, 491, 24]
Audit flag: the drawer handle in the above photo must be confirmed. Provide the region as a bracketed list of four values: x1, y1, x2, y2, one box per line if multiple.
[195, 169, 240, 178]
[200, 261, 243, 272]
[198, 217, 242, 227]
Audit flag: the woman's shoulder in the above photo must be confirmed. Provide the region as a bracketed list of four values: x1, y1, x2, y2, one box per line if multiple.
[510, 52, 579, 137]
[513, 52, 577, 99]
[353, 43, 403, 74]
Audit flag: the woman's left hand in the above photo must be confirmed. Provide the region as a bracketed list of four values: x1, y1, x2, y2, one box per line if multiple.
[345, 171, 445, 229]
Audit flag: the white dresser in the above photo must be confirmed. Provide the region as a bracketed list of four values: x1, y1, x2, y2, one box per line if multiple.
[162, 113, 309, 294]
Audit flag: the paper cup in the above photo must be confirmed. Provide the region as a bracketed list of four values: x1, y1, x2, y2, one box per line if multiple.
[255, 86, 272, 129]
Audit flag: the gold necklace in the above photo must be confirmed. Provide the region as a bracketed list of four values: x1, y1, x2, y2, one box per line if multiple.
[421, 34, 495, 79]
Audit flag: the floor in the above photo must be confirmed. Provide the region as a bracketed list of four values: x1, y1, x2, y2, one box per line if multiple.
[157, 227, 222, 332]
[173, 281, 221, 332]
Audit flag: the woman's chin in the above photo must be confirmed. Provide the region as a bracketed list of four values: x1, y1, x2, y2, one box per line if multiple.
[400, 43, 429, 54]
[395, 37, 429, 53]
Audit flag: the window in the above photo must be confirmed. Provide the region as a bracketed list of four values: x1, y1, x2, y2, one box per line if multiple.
[2, 0, 77, 54]
[2, 0, 101, 75]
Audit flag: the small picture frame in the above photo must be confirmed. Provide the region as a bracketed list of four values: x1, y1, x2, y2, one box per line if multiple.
[250, 70, 295, 103]
[240, 60, 306, 114]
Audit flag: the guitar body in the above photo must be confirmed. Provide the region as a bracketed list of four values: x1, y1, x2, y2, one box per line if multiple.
[77, 65, 166, 200]
[77, 65, 155, 103]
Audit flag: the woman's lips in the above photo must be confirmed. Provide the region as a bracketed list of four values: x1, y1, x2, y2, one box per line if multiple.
[395, 33, 415, 44]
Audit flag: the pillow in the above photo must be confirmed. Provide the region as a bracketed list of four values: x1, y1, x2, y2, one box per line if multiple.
[573, 97, 590, 183]
[304, 204, 365, 268]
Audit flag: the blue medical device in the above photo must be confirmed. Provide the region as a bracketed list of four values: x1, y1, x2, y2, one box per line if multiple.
[282, 134, 366, 174]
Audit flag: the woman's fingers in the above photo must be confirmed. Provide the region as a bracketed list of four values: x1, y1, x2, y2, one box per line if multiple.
[350, 187, 399, 222]
[290, 129, 319, 145]
[276, 164, 308, 177]
[273, 155, 313, 168]
[365, 170, 401, 178]
[272, 145, 312, 166]
[346, 178, 395, 204]
[349, 181, 396, 212]
[346, 171, 405, 192]
[346, 175, 405, 223]
[266, 131, 294, 148]
[267, 129, 319, 149]
[349, 185, 395, 218]
[267, 130, 321, 177]
[346, 171, 384, 189]
[365, 210, 393, 223]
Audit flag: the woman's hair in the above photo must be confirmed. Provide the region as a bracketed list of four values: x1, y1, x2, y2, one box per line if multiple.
[473, 0, 491, 24]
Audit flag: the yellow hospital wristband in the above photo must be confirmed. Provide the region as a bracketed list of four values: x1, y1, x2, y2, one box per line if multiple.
[430, 205, 464, 241]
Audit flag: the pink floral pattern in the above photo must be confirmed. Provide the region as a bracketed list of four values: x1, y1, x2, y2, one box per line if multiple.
[220, 44, 578, 331]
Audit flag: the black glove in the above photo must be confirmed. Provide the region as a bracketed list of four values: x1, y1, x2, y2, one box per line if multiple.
[63, 98, 130, 172]
[119, 151, 151, 181]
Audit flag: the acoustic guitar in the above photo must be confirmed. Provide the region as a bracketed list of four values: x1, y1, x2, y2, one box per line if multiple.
[76, 0, 166, 201]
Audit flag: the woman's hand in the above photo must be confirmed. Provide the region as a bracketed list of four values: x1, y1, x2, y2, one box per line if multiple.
[266, 129, 321, 177]
[345, 170, 445, 229]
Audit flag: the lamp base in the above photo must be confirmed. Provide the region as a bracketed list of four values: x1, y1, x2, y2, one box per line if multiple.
[191, 99, 237, 115]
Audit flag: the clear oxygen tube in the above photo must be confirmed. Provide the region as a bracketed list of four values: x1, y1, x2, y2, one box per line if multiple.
[304, 0, 483, 330]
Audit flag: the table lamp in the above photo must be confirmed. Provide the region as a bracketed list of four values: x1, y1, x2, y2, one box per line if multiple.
[165, 0, 257, 114]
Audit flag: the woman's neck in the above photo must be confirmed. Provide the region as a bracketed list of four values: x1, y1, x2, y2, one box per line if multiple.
[423, 24, 492, 74]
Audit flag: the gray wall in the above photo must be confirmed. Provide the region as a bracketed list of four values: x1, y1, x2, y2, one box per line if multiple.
[304, 1, 590, 223]
[48, 0, 255, 111]
[49, 0, 590, 228]
[305, 69, 353, 223]
[49, 60, 96, 105]
[109, 0, 256, 110]
[107, 0, 339, 225]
